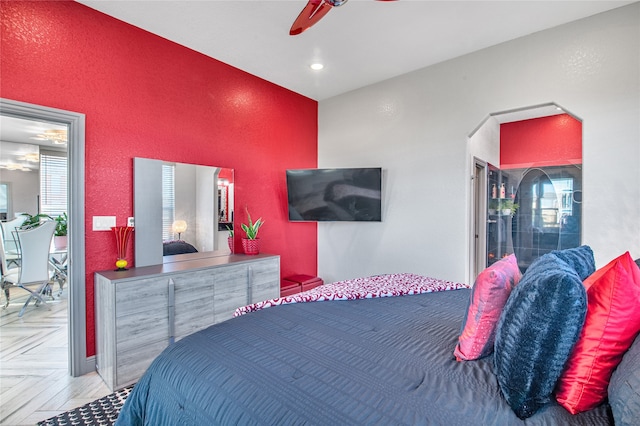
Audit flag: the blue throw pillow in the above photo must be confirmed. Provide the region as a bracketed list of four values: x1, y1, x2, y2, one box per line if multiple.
[551, 245, 595, 280]
[494, 252, 588, 419]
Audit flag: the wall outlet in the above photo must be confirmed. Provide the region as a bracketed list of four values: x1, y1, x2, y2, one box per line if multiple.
[93, 216, 116, 231]
[128, 217, 135, 227]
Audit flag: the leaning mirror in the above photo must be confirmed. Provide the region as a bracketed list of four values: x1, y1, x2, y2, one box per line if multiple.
[134, 157, 234, 267]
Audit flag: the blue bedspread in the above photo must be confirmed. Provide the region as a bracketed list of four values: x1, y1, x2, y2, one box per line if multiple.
[116, 289, 612, 425]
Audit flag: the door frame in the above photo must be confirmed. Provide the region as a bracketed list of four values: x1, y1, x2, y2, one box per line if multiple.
[471, 157, 488, 282]
[0, 98, 90, 376]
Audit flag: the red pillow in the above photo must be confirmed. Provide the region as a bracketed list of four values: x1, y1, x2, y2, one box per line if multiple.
[454, 254, 521, 361]
[556, 251, 640, 414]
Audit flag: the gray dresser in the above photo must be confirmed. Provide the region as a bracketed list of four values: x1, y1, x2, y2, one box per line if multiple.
[95, 254, 280, 391]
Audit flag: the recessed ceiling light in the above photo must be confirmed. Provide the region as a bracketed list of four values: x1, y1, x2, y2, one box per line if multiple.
[310, 63, 324, 71]
[0, 163, 31, 171]
[32, 129, 67, 145]
[17, 152, 40, 163]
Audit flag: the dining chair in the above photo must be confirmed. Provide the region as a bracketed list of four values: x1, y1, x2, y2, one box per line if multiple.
[49, 250, 68, 297]
[1, 220, 56, 317]
[0, 234, 16, 308]
[1, 216, 24, 267]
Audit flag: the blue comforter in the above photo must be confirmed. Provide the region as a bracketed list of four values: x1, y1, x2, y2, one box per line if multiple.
[116, 289, 612, 425]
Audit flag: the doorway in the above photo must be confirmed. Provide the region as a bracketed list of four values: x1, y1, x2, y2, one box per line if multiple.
[0, 98, 89, 376]
[472, 158, 487, 280]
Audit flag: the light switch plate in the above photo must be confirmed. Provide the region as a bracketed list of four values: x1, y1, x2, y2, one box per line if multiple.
[93, 216, 116, 231]
[127, 217, 135, 227]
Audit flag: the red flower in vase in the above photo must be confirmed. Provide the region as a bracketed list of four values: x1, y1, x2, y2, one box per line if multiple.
[111, 226, 134, 270]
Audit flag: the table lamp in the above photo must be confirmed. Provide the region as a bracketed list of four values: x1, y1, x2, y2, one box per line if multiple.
[172, 220, 187, 240]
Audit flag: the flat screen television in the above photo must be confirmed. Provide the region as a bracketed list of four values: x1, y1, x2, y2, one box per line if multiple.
[286, 168, 382, 222]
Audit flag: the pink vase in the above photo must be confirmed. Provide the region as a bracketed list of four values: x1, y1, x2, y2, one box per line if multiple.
[242, 238, 260, 255]
[54, 235, 68, 250]
[228, 236, 234, 253]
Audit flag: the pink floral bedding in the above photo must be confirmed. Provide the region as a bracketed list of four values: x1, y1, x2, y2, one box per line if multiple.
[234, 272, 469, 317]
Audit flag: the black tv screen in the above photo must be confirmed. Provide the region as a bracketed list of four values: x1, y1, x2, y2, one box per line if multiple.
[286, 168, 382, 222]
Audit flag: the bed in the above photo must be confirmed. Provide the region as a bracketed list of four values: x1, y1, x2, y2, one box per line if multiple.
[115, 271, 630, 425]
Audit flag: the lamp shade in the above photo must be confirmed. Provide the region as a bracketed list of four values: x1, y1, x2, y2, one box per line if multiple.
[172, 220, 187, 234]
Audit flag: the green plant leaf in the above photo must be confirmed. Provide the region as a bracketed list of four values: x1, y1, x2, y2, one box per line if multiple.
[55, 212, 68, 236]
[241, 209, 264, 240]
[20, 213, 53, 228]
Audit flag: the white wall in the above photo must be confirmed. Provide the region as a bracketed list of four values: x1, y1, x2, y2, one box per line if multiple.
[174, 162, 197, 243]
[469, 116, 500, 168]
[0, 168, 39, 217]
[195, 165, 216, 252]
[174, 163, 217, 251]
[318, 4, 640, 285]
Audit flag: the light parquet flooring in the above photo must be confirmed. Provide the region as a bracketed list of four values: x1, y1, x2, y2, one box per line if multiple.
[0, 288, 111, 425]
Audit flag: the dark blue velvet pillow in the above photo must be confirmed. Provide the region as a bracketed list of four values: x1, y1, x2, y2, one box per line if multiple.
[494, 252, 589, 419]
[551, 245, 595, 280]
[163, 240, 198, 256]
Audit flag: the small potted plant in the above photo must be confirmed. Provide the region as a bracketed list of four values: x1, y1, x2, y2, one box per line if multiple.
[499, 199, 519, 216]
[240, 208, 264, 255]
[54, 213, 68, 250]
[502, 200, 519, 216]
[488, 199, 500, 215]
[488, 199, 519, 216]
[226, 224, 234, 253]
[20, 212, 52, 227]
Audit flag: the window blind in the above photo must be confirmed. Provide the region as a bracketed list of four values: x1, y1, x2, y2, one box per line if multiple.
[162, 164, 175, 240]
[40, 151, 68, 218]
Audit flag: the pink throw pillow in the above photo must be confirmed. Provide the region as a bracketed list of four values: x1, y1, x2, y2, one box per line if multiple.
[555, 251, 640, 414]
[454, 254, 521, 361]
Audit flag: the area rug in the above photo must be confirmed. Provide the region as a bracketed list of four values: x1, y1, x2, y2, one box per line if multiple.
[38, 385, 134, 426]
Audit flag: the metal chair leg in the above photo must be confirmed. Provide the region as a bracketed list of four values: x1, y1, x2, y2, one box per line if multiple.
[17, 282, 51, 317]
[2, 283, 9, 308]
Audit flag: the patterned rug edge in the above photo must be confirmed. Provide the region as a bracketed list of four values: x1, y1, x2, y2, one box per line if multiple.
[38, 385, 134, 426]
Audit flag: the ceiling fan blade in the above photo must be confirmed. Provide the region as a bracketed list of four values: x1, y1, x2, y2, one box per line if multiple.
[289, 0, 398, 36]
[289, 0, 334, 36]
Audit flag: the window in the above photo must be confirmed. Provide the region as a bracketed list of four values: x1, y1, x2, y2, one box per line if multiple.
[40, 151, 67, 218]
[530, 177, 574, 229]
[0, 183, 8, 220]
[162, 164, 175, 240]
[552, 178, 574, 218]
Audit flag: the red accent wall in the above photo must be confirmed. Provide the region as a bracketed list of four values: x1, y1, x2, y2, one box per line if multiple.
[500, 114, 582, 169]
[1, 1, 318, 356]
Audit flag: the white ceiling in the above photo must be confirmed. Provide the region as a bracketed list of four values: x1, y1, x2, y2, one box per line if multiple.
[76, 0, 635, 101]
[1, 1, 632, 167]
[0, 116, 67, 171]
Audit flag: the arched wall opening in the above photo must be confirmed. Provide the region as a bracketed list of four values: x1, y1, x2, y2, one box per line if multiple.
[469, 103, 583, 281]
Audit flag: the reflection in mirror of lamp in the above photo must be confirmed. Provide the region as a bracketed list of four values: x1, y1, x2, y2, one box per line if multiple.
[133, 157, 234, 267]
